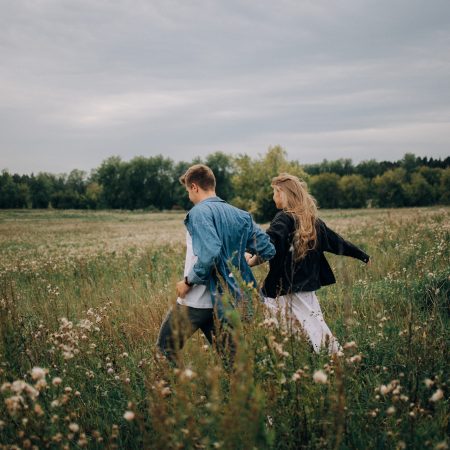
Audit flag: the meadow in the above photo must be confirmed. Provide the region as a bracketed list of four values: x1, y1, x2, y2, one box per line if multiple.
[0, 207, 448, 449]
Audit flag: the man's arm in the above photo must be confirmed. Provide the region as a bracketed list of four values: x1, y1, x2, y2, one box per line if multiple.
[246, 218, 276, 263]
[186, 207, 222, 285]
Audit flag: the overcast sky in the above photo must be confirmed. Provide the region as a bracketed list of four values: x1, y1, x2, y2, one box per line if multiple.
[1, 0, 449, 175]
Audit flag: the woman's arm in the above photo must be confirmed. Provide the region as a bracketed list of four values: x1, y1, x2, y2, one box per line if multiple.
[319, 220, 370, 263]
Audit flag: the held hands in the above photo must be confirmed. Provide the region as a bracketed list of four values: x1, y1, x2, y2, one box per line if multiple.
[245, 251, 263, 267]
[176, 279, 191, 298]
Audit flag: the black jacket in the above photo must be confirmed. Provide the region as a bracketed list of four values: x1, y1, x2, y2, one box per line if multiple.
[262, 211, 370, 298]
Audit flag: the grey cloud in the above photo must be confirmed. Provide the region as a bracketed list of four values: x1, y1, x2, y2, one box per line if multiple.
[1, 0, 449, 174]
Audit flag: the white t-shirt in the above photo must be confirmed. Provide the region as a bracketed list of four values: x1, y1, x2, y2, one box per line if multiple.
[176, 231, 213, 309]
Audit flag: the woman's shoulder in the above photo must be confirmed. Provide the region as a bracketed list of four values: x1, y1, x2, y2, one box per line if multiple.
[272, 209, 294, 224]
[273, 210, 294, 223]
[270, 210, 295, 230]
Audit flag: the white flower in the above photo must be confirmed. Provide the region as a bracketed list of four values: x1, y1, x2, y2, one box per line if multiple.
[386, 406, 396, 415]
[52, 377, 63, 386]
[430, 389, 444, 402]
[423, 378, 433, 388]
[349, 354, 362, 364]
[31, 367, 47, 381]
[312, 370, 328, 384]
[123, 411, 135, 421]
[380, 385, 390, 395]
[69, 423, 79, 433]
[182, 368, 195, 380]
[343, 341, 357, 350]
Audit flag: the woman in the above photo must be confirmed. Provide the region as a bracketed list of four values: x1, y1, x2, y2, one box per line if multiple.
[247, 173, 370, 354]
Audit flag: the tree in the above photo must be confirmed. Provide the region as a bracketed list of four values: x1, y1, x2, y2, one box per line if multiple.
[404, 173, 435, 206]
[401, 153, 419, 182]
[29, 173, 55, 208]
[0, 171, 27, 208]
[439, 168, 450, 205]
[356, 159, 385, 178]
[309, 173, 341, 209]
[338, 175, 369, 208]
[84, 182, 102, 209]
[94, 157, 126, 209]
[232, 146, 307, 222]
[205, 152, 235, 201]
[373, 168, 407, 207]
[171, 161, 193, 210]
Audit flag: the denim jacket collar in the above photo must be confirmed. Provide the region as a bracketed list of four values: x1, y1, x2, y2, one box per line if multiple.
[198, 196, 225, 204]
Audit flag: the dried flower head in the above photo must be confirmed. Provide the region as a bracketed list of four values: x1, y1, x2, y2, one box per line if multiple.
[313, 370, 328, 384]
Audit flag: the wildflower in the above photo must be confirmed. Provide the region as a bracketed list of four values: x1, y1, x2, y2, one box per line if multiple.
[435, 441, 449, 450]
[69, 422, 80, 433]
[5, 395, 24, 415]
[52, 377, 63, 386]
[34, 403, 44, 416]
[424, 378, 433, 388]
[349, 354, 362, 364]
[182, 368, 195, 380]
[78, 434, 88, 447]
[161, 387, 171, 397]
[430, 389, 444, 402]
[31, 367, 47, 381]
[343, 341, 357, 350]
[313, 370, 328, 384]
[0, 382, 11, 392]
[123, 411, 135, 421]
[386, 406, 396, 415]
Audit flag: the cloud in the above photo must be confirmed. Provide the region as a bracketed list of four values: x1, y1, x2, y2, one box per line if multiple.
[1, 0, 449, 174]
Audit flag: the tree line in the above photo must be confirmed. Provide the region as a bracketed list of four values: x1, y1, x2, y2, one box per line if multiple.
[1, 147, 449, 222]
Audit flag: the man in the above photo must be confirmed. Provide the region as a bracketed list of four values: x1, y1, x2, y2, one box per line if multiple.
[156, 164, 275, 366]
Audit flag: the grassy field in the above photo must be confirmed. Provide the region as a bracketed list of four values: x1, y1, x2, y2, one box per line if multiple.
[0, 207, 448, 449]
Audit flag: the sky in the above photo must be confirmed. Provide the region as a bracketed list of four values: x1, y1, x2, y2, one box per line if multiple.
[1, 0, 450, 175]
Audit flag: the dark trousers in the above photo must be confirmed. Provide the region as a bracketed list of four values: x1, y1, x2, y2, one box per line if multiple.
[156, 304, 235, 368]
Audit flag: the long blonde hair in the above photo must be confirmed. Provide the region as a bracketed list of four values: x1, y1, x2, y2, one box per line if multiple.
[271, 173, 318, 260]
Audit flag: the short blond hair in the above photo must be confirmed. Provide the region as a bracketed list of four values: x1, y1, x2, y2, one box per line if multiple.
[179, 164, 216, 191]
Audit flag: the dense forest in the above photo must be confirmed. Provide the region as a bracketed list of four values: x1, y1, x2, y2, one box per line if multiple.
[1, 147, 449, 221]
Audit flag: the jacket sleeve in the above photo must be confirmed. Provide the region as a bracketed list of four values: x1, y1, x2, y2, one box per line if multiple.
[246, 216, 276, 261]
[265, 212, 292, 262]
[319, 219, 370, 263]
[186, 207, 222, 285]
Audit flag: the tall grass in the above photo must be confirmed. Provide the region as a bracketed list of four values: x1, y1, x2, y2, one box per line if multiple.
[0, 208, 448, 449]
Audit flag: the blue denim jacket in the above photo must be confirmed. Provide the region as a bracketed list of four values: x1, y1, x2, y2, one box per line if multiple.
[184, 196, 275, 316]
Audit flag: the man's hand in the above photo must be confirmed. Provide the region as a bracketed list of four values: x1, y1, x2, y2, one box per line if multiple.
[245, 252, 263, 267]
[176, 279, 191, 298]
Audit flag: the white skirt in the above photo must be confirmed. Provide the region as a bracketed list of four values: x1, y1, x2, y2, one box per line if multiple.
[264, 292, 341, 354]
